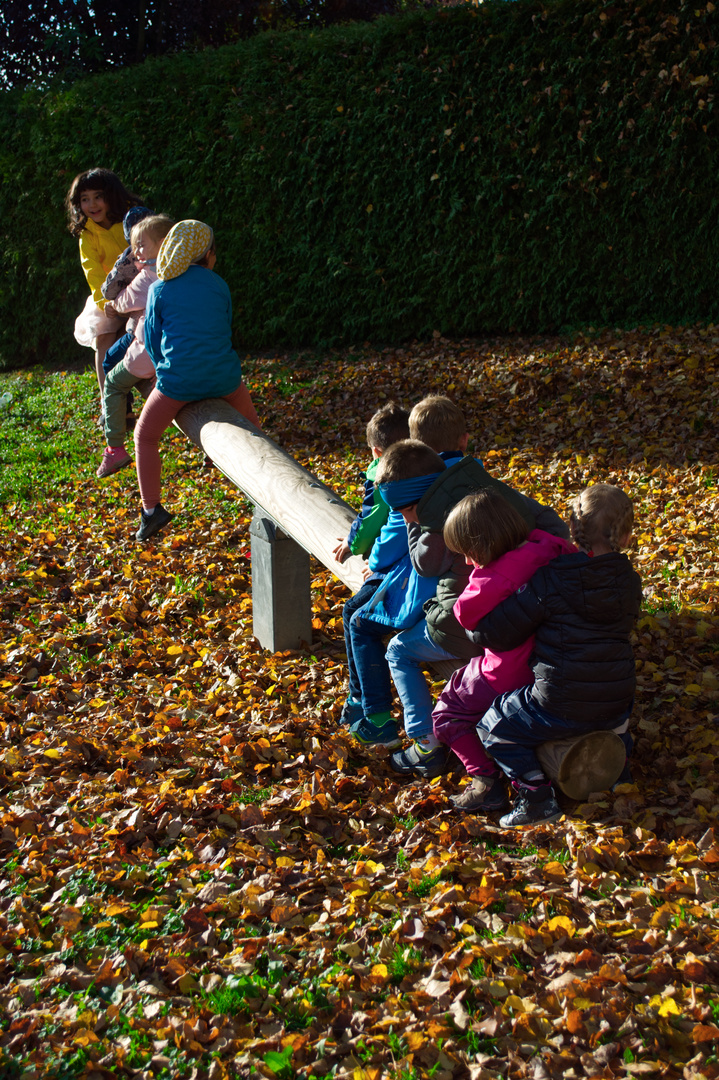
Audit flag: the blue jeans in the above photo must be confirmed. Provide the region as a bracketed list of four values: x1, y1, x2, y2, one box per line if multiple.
[102, 331, 133, 374]
[385, 619, 458, 740]
[343, 580, 382, 702]
[349, 609, 395, 717]
[477, 685, 633, 780]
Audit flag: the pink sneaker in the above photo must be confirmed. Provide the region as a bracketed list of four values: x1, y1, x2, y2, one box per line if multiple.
[97, 446, 132, 478]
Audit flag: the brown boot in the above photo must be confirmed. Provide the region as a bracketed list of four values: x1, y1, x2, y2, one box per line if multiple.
[450, 775, 509, 813]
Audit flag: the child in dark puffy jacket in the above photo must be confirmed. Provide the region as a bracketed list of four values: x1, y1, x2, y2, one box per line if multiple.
[469, 483, 642, 828]
[333, 402, 410, 726]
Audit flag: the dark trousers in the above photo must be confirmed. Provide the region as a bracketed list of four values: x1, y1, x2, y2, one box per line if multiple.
[102, 330, 133, 374]
[477, 684, 633, 780]
[343, 579, 381, 702]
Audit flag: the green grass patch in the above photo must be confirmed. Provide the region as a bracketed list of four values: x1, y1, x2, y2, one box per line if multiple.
[0, 369, 97, 504]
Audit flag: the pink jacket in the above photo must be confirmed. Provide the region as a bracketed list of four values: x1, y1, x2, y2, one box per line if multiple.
[113, 267, 157, 379]
[453, 529, 576, 692]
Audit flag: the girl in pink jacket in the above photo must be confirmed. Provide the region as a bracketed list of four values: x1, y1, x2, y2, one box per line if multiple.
[432, 488, 575, 813]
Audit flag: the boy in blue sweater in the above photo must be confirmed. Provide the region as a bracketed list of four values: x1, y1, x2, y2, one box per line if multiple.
[334, 403, 410, 726]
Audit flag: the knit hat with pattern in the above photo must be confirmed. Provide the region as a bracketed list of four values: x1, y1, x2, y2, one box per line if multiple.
[157, 220, 214, 281]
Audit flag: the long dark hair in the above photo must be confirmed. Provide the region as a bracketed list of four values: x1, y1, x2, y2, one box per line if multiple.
[66, 168, 142, 237]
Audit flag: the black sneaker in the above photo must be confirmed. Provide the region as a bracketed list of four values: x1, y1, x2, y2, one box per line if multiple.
[450, 775, 509, 813]
[136, 504, 173, 541]
[499, 783, 562, 828]
[390, 741, 450, 779]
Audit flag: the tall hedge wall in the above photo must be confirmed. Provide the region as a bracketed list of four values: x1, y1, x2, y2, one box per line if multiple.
[1, 0, 717, 369]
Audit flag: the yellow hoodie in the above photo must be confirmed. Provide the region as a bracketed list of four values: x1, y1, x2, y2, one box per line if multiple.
[78, 219, 126, 309]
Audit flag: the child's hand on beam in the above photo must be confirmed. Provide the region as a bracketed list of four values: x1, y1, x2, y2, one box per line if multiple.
[333, 538, 351, 563]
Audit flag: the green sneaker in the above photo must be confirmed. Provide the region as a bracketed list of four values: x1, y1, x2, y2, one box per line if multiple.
[350, 715, 401, 749]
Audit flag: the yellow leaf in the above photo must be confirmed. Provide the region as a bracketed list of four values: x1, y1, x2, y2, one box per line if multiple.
[43, 748, 62, 759]
[276, 856, 295, 868]
[57, 906, 83, 933]
[167, 645, 184, 655]
[659, 997, 681, 1017]
[547, 915, 576, 938]
[178, 972, 200, 993]
[369, 964, 389, 982]
[73, 1028, 99, 1046]
[105, 903, 131, 917]
[504, 994, 525, 1011]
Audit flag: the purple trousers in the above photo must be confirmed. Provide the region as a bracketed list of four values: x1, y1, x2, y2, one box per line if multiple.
[432, 658, 509, 777]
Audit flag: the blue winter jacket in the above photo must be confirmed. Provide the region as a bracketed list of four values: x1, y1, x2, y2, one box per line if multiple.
[145, 266, 242, 401]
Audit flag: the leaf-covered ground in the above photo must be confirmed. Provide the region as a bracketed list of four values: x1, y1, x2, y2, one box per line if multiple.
[0, 326, 718, 1080]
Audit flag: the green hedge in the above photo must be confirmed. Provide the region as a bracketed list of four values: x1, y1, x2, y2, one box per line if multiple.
[1, 0, 717, 369]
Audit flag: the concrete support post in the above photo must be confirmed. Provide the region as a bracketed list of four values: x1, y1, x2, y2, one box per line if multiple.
[249, 512, 313, 652]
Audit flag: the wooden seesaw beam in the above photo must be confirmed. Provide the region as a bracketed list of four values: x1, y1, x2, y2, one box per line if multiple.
[175, 399, 460, 677]
[174, 398, 366, 650]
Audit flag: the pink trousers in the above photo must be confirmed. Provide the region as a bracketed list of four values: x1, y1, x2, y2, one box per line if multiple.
[134, 383, 260, 511]
[432, 659, 505, 777]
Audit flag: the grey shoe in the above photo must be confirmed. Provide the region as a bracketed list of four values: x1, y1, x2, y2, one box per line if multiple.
[499, 783, 561, 828]
[450, 775, 509, 813]
[390, 741, 450, 779]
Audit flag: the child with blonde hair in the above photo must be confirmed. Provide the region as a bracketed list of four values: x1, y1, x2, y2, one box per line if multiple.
[432, 489, 575, 812]
[469, 483, 641, 827]
[97, 215, 175, 478]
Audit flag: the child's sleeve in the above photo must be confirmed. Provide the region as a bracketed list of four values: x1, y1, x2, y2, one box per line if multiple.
[520, 495, 570, 540]
[102, 248, 138, 300]
[144, 284, 162, 367]
[467, 569, 546, 651]
[79, 232, 109, 308]
[368, 512, 409, 572]
[349, 498, 390, 556]
[408, 526, 455, 577]
[113, 270, 152, 315]
[454, 569, 515, 630]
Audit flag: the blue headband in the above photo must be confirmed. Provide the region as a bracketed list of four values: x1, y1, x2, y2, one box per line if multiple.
[378, 472, 444, 510]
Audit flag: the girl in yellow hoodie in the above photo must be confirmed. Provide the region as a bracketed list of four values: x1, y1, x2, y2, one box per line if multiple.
[66, 168, 143, 415]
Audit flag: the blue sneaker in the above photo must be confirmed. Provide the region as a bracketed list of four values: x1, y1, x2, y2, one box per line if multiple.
[339, 698, 364, 727]
[350, 715, 401, 749]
